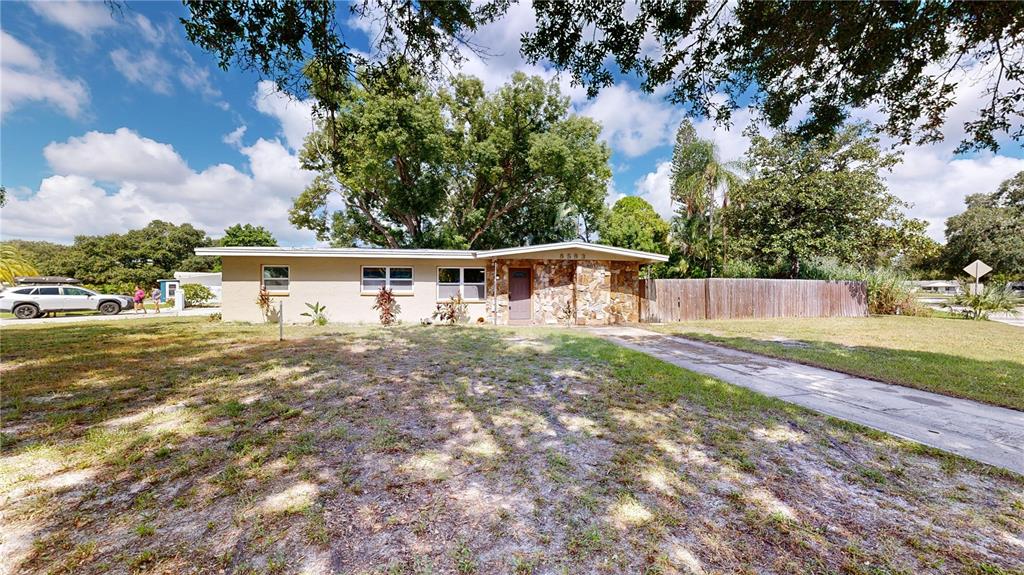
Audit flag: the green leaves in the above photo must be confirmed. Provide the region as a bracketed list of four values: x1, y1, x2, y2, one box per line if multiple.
[522, 1, 1024, 153]
[291, 69, 611, 249]
[220, 224, 277, 247]
[728, 125, 929, 277]
[599, 197, 669, 255]
[943, 172, 1024, 279]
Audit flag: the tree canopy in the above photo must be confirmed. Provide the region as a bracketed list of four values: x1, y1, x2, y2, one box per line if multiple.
[943, 171, 1024, 279]
[598, 196, 669, 255]
[290, 69, 611, 249]
[220, 223, 278, 247]
[180, 1, 1024, 154]
[728, 125, 930, 278]
[1, 221, 215, 292]
[180, 0, 501, 101]
[524, 1, 1024, 153]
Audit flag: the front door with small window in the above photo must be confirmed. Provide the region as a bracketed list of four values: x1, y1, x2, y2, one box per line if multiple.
[509, 268, 531, 322]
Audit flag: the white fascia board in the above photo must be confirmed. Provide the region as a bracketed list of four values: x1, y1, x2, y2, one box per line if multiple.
[472, 241, 670, 262]
[196, 241, 670, 262]
[194, 247, 477, 259]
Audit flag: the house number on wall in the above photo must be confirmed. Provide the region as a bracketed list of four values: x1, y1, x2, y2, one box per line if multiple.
[559, 253, 583, 260]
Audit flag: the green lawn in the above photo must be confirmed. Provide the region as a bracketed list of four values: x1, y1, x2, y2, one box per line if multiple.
[648, 315, 1024, 411]
[1, 318, 1021, 574]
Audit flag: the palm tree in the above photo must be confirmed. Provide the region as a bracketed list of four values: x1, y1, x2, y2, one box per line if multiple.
[668, 120, 743, 276]
[0, 245, 39, 286]
[946, 279, 1023, 320]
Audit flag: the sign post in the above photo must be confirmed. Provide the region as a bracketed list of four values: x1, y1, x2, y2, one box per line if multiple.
[963, 259, 992, 295]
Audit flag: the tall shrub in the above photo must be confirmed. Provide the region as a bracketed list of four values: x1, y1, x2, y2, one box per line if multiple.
[799, 257, 922, 315]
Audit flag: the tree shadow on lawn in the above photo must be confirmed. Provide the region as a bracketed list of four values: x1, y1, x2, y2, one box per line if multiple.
[670, 333, 1024, 411]
[0, 322, 1022, 574]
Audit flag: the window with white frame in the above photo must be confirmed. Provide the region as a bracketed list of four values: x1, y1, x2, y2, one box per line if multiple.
[361, 266, 413, 293]
[438, 267, 486, 300]
[262, 265, 290, 292]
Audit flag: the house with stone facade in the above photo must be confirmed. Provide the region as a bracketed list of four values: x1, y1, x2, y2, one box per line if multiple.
[195, 241, 668, 325]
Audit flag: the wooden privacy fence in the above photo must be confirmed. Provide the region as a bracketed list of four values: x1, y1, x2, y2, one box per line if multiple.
[640, 278, 867, 322]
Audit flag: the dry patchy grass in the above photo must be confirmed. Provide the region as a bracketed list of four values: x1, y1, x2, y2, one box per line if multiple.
[1, 318, 1022, 574]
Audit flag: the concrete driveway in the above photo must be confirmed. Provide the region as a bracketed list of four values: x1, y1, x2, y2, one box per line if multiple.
[0, 307, 220, 327]
[589, 326, 1024, 475]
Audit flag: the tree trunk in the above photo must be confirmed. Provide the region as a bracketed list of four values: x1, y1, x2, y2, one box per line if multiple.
[789, 254, 800, 279]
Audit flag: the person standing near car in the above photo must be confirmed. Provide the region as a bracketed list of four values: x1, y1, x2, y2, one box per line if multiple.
[150, 286, 162, 313]
[133, 285, 147, 314]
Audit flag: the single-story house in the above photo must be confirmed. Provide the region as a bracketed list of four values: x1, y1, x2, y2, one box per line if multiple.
[177, 271, 222, 302]
[194, 241, 668, 325]
[158, 273, 223, 303]
[907, 280, 961, 295]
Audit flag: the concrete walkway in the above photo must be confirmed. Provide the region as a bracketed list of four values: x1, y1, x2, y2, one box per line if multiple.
[0, 307, 220, 327]
[588, 326, 1024, 475]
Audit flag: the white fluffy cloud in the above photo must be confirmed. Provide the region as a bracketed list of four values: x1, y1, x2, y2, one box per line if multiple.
[109, 49, 174, 94]
[2, 84, 319, 244]
[887, 151, 1024, 240]
[578, 85, 684, 158]
[27, 1, 116, 37]
[253, 81, 316, 150]
[632, 161, 675, 219]
[3, 133, 316, 244]
[43, 128, 192, 183]
[1, 31, 89, 119]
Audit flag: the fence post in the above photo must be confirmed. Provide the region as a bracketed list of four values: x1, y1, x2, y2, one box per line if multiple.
[704, 278, 710, 321]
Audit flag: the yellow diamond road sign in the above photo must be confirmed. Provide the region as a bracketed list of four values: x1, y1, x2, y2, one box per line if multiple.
[963, 259, 992, 279]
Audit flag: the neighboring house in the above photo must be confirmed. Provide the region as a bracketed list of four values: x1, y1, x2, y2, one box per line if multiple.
[158, 272, 223, 303]
[908, 280, 960, 295]
[194, 241, 668, 325]
[176, 271, 222, 303]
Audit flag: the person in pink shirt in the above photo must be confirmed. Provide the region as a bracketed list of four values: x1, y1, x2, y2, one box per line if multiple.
[133, 286, 147, 314]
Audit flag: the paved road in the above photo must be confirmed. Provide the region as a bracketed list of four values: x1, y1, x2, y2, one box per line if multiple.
[0, 307, 220, 327]
[588, 326, 1024, 475]
[991, 311, 1024, 328]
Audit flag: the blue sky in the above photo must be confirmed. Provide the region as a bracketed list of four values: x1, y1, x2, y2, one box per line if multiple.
[2, 1, 1023, 245]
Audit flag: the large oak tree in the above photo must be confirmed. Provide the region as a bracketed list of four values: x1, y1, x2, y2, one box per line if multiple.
[728, 125, 930, 277]
[290, 69, 610, 249]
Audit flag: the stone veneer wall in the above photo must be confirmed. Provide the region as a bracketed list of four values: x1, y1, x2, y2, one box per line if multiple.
[489, 258, 641, 325]
[609, 261, 641, 323]
[574, 260, 611, 325]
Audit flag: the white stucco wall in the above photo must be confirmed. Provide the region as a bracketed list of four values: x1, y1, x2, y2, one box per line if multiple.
[221, 257, 491, 324]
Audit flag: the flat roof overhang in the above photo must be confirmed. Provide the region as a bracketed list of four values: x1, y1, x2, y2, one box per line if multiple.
[196, 241, 669, 263]
[195, 247, 478, 259]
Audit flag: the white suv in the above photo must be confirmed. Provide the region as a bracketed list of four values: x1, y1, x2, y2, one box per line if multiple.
[0, 285, 134, 319]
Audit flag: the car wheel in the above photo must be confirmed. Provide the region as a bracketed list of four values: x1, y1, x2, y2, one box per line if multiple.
[98, 301, 121, 315]
[13, 304, 39, 319]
